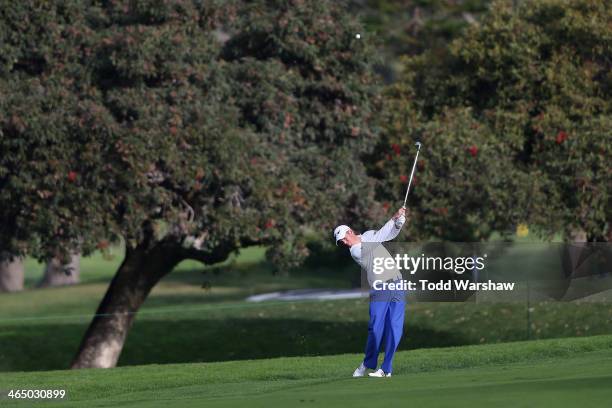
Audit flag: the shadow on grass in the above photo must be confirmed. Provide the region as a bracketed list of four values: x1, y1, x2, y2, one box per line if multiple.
[144, 292, 250, 306]
[0, 318, 468, 372]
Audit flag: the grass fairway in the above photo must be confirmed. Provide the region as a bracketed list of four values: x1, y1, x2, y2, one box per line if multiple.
[1, 335, 612, 407]
[2, 245, 612, 372]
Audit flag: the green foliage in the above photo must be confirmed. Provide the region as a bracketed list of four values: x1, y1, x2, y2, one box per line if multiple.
[0, 0, 383, 266]
[350, 0, 490, 80]
[220, 0, 385, 266]
[375, 100, 528, 241]
[380, 0, 611, 241]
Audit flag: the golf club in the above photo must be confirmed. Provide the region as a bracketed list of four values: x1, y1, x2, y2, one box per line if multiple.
[402, 141, 422, 209]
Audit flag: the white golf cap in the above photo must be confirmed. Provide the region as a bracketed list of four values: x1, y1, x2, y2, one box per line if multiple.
[334, 225, 351, 245]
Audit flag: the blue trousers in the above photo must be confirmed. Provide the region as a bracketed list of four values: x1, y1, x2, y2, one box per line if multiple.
[363, 284, 406, 374]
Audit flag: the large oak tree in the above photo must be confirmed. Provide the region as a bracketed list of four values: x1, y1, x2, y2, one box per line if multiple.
[0, 0, 383, 368]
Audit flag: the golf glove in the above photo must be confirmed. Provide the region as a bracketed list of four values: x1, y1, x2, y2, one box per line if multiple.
[395, 215, 406, 229]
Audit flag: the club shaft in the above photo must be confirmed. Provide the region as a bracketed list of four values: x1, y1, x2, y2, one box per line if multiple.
[402, 147, 421, 208]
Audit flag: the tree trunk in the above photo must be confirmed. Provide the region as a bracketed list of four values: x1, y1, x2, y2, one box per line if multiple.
[552, 228, 588, 300]
[0, 253, 24, 293]
[70, 241, 183, 369]
[562, 228, 588, 278]
[38, 252, 81, 288]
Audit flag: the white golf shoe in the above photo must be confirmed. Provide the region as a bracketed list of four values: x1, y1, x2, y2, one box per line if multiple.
[368, 369, 391, 377]
[352, 363, 367, 377]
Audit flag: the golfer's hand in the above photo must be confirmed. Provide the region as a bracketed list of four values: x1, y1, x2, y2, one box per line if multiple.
[392, 207, 406, 221]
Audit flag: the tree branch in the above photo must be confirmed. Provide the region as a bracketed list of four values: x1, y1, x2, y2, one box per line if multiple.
[177, 236, 259, 265]
[178, 244, 235, 265]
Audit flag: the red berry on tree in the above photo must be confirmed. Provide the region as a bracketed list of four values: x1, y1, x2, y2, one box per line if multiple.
[96, 240, 110, 249]
[434, 207, 449, 216]
[391, 143, 401, 156]
[67, 171, 78, 182]
[468, 145, 479, 157]
[284, 113, 293, 129]
[399, 175, 408, 183]
[556, 131, 568, 144]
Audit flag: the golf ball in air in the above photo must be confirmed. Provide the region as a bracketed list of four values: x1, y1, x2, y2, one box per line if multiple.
[355, 34, 361, 39]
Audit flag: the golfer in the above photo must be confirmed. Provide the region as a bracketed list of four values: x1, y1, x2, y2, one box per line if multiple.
[334, 207, 407, 378]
